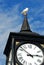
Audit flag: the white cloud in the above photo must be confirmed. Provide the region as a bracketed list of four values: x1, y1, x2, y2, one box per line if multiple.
[34, 7, 44, 16]
[0, 3, 22, 65]
[28, 6, 44, 35]
[0, 4, 22, 31]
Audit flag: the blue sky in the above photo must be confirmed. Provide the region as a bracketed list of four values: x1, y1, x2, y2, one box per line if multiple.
[0, 0, 44, 65]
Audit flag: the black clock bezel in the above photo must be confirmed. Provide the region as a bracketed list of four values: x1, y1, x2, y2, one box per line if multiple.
[15, 42, 44, 65]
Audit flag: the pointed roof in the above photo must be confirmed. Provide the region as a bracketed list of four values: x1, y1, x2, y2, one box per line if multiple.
[20, 15, 31, 32]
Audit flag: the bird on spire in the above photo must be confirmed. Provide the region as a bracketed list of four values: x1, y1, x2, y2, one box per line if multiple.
[21, 8, 29, 15]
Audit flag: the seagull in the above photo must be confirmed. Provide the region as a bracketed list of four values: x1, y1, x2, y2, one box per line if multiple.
[21, 8, 29, 15]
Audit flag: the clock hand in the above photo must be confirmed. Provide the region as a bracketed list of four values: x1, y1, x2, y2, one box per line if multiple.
[33, 55, 42, 57]
[20, 47, 33, 58]
[20, 47, 29, 54]
[20, 47, 42, 58]
[27, 54, 33, 57]
[27, 54, 42, 58]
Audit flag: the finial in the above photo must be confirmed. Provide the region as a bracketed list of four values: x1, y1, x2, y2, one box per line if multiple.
[21, 8, 29, 15]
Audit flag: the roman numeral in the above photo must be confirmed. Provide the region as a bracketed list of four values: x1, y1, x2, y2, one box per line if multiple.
[18, 57, 23, 60]
[37, 59, 41, 63]
[22, 45, 27, 49]
[28, 44, 32, 48]
[17, 53, 22, 56]
[34, 62, 37, 65]
[34, 47, 36, 50]
[19, 47, 23, 51]
[28, 63, 32, 65]
[21, 58, 23, 62]
[23, 60, 27, 65]
[37, 51, 41, 53]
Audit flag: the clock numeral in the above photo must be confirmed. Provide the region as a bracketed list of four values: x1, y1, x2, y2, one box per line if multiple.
[34, 62, 37, 65]
[22, 60, 27, 65]
[21, 58, 23, 62]
[29, 63, 32, 65]
[22, 45, 27, 49]
[18, 53, 22, 56]
[34, 47, 36, 50]
[28, 44, 32, 48]
[25, 61, 27, 65]
[19, 47, 23, 51]
[37, 51, 41, 53]
[37, 59, 41, 63]
[18, 57, 23, 60]
[23, 60, 26, 64]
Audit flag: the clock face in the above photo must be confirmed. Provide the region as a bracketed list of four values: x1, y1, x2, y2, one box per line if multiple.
[16, 43, 44, 65]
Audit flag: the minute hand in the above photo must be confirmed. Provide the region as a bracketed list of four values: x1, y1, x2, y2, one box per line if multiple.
[20, 47, 29, 54]
[20, 47, 33, 58]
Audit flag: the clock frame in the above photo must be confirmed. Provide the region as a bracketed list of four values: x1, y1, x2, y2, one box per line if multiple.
[15, 41, 44, 65]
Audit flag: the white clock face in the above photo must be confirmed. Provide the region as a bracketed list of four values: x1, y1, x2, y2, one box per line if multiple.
[17, 43, 44, 65]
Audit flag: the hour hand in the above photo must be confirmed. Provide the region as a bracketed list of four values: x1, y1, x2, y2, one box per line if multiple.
[27, 54, 33, 58]
[27, 54, 42, 58]
[33, 55, 42, 57]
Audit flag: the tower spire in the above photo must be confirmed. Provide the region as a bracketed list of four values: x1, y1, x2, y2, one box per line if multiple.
[20, 8, 31, 32]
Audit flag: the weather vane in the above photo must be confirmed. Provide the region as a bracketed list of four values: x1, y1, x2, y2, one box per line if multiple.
[21, 8, 29, 15]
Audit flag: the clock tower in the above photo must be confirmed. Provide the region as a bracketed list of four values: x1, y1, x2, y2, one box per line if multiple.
[4, 9, 44, 65]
